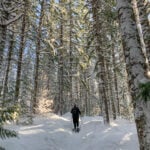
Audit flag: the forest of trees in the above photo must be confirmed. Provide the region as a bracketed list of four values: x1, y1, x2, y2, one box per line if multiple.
[0, 0, 150, 149]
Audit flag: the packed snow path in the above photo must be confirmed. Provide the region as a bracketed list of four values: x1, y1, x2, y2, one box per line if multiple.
[1, 113, 139, 150]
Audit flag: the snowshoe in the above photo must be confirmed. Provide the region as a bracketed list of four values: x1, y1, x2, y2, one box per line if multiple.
[72, 128, 76, 132]
[72, 128, 80, 132]
[76, 127, 80, 132]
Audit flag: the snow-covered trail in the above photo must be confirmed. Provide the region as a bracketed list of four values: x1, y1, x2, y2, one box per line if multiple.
[0, 113, 139, 150]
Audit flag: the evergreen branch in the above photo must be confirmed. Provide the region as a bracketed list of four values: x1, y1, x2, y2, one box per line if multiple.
[138, 82, 150, 101]
[0, 127, 17, 139]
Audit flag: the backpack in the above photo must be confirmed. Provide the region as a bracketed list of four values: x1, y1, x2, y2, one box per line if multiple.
[72, 108, 77, 115]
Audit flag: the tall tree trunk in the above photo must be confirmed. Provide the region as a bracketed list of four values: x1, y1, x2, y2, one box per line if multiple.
[117, 0, 150, 149]
[57, 0, 64, 115]
[98, 74, 103, 116]
[0, 25, 7, 69]
[69, 0, 73, 106]
[91, 0, 110, 124]
[58, 53, 64, 115]
[0, 1, 9, 68]
[83, 72, 89, 115]
[112, 47, 120, 116]
[2, 31, 14, 102]
[101, 58, 110, 124]
[105, 61, 111, 115]
[107, 58, 116, 120]
[33, 0, 45, 114]
[0, 1, 23, 69]
[132, 0, 149, 72]
[136, 0, 150, 66]
[14, 1, 27, 102]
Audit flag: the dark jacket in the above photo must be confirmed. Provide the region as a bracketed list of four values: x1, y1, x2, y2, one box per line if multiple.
[71, 106, 81, 119]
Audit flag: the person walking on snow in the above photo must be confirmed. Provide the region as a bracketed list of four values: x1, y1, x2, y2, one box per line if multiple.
[71, 104, 81, 131]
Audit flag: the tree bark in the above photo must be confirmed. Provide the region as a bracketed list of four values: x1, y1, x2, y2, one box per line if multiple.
[107, 58, 116, 120]
[57, 0, 64, 115]
[15, 1, 27, 102]
[112, 47, 120, 116]
[58, 53, 64, 115]
[117, 0, 150, 149]
[69, 0, 73, 106]
[33, 0, 45, 114]
[2, 31, 14, 102]
[136, 0, 150, 66]
[0, 1, 23, 68]
[0, 25, 7, 69]
[91, 0, 110, 124]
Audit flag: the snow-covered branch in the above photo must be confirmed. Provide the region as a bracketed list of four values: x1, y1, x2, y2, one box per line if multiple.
[0, 13, 23, 26]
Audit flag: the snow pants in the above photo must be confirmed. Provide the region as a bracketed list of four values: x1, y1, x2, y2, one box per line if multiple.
[73, 117, 79, 129]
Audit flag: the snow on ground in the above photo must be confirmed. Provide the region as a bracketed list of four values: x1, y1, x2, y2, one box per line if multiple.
[0, 113, 139, 150]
